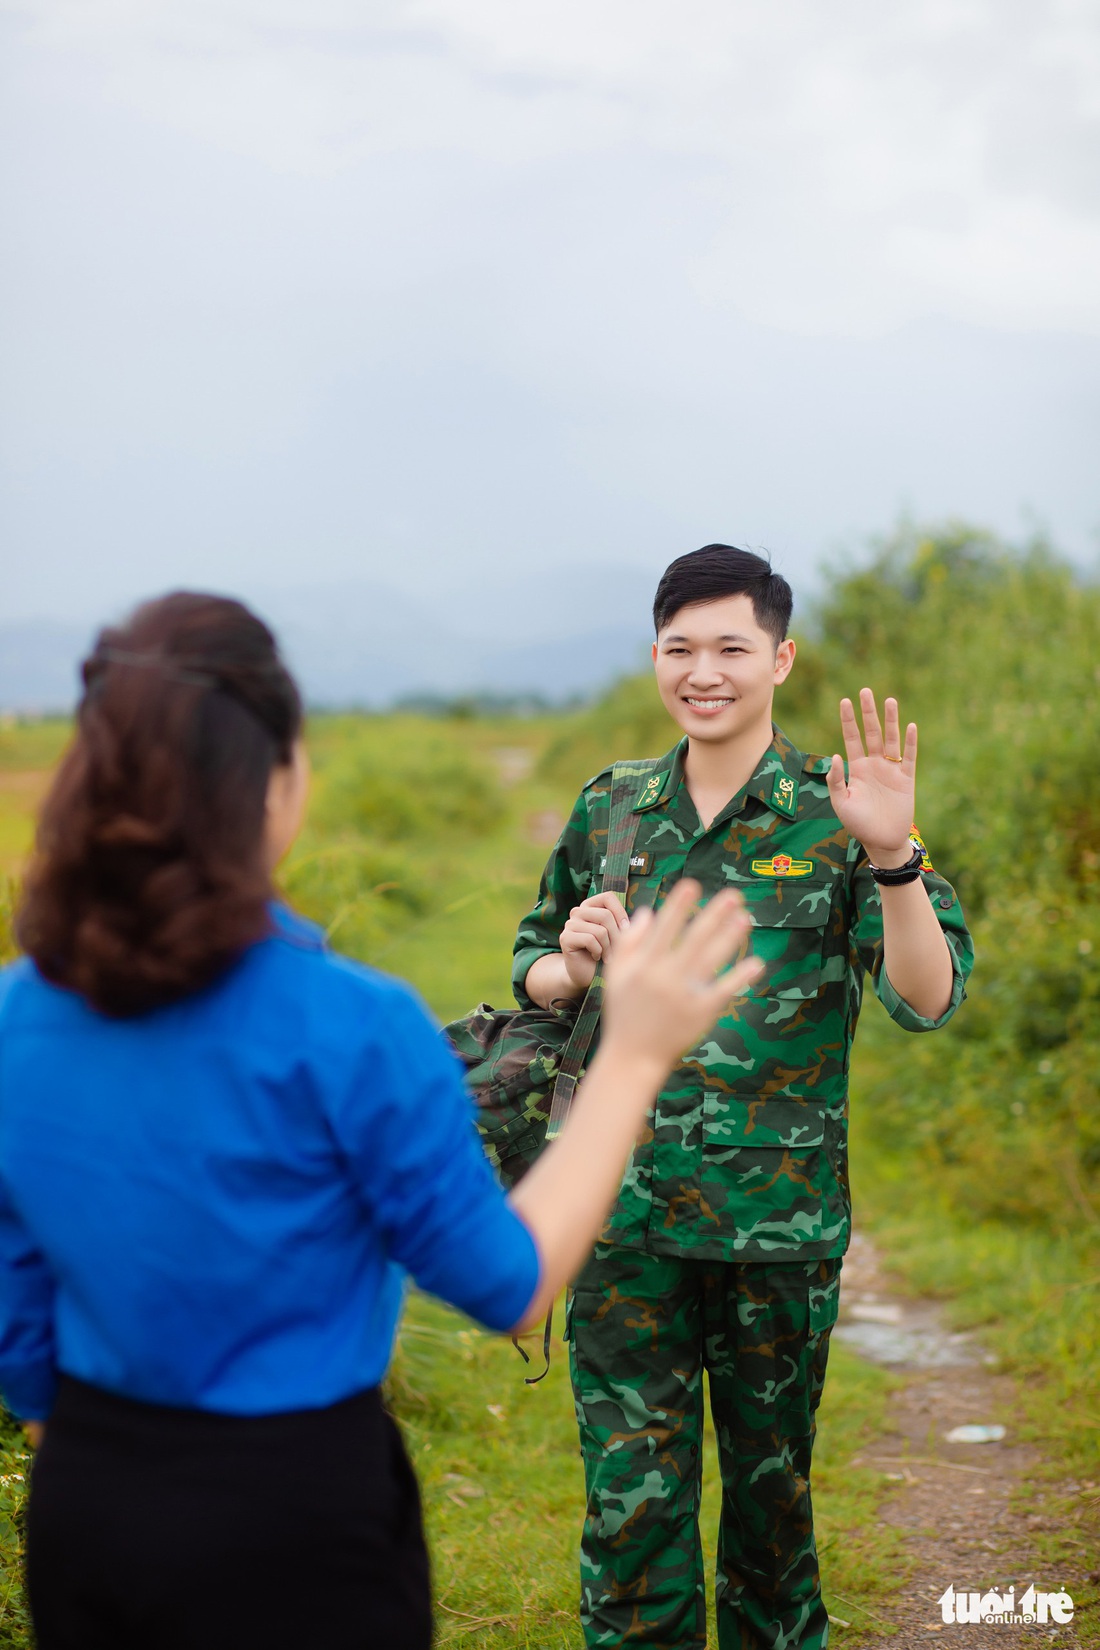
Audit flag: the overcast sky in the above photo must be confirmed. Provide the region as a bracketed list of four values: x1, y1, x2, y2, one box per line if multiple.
[2, 0, 1099, 629]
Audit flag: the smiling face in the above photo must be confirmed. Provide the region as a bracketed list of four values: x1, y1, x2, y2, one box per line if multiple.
[652, 594, 796, 747]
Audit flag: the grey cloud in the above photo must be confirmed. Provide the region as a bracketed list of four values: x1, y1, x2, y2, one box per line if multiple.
[0, 0, 1097, 642]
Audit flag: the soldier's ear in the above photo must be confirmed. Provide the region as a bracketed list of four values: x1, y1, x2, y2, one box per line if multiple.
[774, 639, 796, 684]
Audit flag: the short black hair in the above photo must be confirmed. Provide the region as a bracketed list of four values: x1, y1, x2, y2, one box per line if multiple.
[652, 544, 793, 647]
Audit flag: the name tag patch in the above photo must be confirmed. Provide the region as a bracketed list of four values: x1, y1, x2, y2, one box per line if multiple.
[599, 851, 653, 876]
[750, 855, 815, 878]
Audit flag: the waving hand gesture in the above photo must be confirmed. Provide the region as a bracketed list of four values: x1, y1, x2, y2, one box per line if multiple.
[826, 689, 917, 864]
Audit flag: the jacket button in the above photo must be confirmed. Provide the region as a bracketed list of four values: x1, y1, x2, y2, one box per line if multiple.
[938, 895, 953, 909]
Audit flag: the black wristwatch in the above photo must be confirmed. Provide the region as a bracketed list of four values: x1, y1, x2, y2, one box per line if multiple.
[868, 842, 924, 885]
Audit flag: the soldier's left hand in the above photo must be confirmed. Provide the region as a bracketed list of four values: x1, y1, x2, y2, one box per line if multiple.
[826, 689, 917, 864]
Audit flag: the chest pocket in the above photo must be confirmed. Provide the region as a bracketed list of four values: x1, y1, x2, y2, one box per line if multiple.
[742, 879, 837, 1000]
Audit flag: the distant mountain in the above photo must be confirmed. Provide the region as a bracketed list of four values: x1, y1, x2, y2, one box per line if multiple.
[0, 572, 654, 712]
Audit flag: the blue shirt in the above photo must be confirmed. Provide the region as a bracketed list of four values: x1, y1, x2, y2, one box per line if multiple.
[0, 908, 540, 1420]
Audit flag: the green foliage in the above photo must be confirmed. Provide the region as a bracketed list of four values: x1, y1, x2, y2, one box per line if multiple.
[537, 673, 680, 792]
[0, 1454, 30, 1648]
[0, 719, 70, 775]
[786, 521, 1100, 912]
[279, 840, 430, 957]
[794, 522, 1100, 1576]
[856, 892, 1099, 1227]
[0, 1412, 31, 1649]
[0, 885, 16, 969]
[770, 524, 1100, 1231]
[314, 719, 504, 843]
[1, 522, 1097, 1637]
[279, 714, 515, 973]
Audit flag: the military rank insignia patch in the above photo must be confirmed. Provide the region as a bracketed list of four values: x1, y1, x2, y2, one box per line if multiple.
[909, 825, 934, 873]
[635, 771, 667, 809]
[750, 855, 815, 878]
[769, 774, 798, 816]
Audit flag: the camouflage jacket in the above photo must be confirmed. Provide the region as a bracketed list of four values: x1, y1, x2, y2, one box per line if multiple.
[511, 727, 974, 1263]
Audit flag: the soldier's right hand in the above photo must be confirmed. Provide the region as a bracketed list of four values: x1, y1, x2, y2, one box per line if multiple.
[601, 881, 762, 1070]
[507, 881, 762, 1333]
[560, 892, 630, 990]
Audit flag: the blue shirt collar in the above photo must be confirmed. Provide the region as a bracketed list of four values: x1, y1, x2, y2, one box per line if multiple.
[268, 901, 326, 951]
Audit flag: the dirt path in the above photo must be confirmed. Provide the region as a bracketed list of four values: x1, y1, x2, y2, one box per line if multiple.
[837, 1233, 1089, 1649]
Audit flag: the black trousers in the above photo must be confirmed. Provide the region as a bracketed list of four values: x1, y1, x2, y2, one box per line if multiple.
[27, 1376, 432, 1650]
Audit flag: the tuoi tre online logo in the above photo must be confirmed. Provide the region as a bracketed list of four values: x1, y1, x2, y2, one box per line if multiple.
[938, 1584, 1074, 1626]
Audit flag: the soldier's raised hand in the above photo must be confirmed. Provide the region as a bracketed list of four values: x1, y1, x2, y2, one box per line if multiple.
[826, 689, 917, 863]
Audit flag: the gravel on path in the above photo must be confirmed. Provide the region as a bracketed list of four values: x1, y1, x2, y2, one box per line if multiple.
[835, 1233, 1091, 1650]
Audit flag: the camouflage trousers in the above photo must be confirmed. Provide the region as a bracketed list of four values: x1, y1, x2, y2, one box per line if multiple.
[566, 1245, 842, 1650]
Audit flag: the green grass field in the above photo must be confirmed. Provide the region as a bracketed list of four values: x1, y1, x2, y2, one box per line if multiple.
[0, 524, 1097, 1644]
[397, 1293, 904, 1647]
[0, 706, 911, 1646]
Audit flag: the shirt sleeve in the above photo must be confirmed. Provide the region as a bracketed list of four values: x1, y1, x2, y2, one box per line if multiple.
[511, 784, 598, 1009]
[0, 1185, 58, 1422]
[327, 982, 540, 1332]
[849, 848, 975, 1031]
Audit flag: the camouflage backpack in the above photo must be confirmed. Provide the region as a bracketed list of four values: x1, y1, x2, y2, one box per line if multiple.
[444, 761, 652, 1192]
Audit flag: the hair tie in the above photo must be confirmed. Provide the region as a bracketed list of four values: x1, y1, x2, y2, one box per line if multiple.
[92, 649, 216, 688]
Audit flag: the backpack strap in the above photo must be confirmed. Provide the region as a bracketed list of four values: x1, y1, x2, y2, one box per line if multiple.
[516, 759, 657, 1386]
[543, 759, 655, 1145]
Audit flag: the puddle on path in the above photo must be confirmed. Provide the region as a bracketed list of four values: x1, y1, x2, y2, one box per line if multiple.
[836, 1231, 986, 1370]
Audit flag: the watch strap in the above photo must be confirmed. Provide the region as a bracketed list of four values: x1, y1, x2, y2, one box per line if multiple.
[868, 842, 925, 885]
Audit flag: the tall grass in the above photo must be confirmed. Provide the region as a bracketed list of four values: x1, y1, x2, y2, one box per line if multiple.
[0, 523, 1096, 1642]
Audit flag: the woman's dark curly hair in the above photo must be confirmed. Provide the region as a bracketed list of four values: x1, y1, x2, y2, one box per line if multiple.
[17, 591, 303, 1017]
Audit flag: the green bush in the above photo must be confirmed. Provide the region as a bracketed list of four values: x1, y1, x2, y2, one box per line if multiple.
[316, 728, 503, 844]
[788, 523, 1100, 914]
[279, 839, 430, 960]
[855, 887, 1100, 1227]
[536, 673, 679, 792]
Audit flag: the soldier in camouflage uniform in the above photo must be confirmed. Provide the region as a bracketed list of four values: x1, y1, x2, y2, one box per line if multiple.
[512, 545, 973, 1649]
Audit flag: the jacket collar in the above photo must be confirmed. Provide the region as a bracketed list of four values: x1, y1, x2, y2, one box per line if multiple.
[632, 726, 804, 821]
[269, 901, 326, 950]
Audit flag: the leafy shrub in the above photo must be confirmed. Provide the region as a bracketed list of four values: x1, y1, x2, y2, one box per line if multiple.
[790, 523, 1100, 914]
[855, 888, 1100, 1227]
[536, 674, 678, 792]
[316, 731, 503, 844]
[279, 840, 429, 963]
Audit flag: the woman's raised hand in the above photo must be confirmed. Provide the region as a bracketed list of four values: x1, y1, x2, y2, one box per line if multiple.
[601, 880, 761, 1069]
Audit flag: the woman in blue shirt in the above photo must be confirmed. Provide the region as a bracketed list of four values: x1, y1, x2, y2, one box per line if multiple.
[0, 591, 759, 1650]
